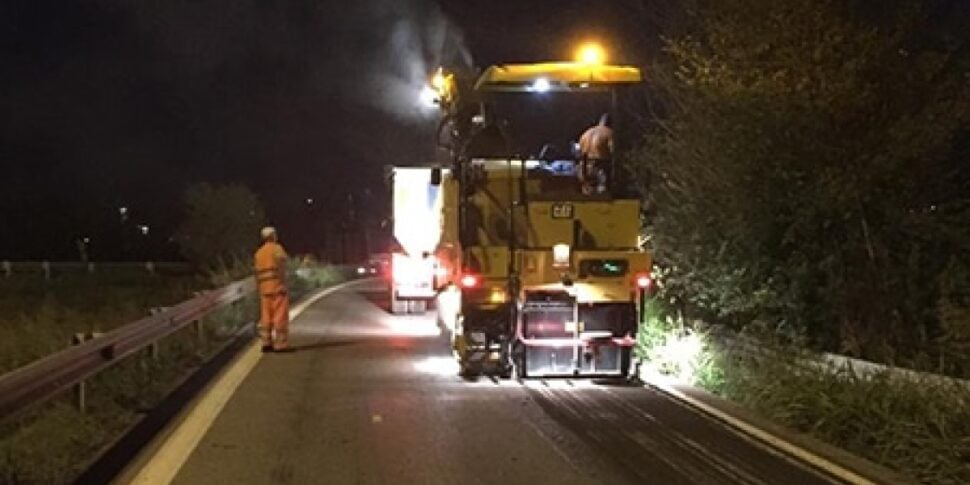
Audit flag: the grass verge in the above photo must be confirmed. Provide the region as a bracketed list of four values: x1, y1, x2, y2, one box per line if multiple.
[636, 302, 970, 485]
[0, 265, 344, 484]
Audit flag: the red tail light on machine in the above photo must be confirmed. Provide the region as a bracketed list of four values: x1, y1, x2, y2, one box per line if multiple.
[634, 272, 652, 289]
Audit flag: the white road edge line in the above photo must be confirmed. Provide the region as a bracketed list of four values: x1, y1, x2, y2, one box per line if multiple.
[125, 278, 367, 485]
[642, 372, 876, 485]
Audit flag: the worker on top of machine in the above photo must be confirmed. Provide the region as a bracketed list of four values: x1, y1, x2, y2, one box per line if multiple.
[254, 226, 290, 352]
[577, 113, 614, 194]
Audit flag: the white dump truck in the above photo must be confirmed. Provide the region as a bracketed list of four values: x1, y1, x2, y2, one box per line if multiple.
[388, 167, 444, 314]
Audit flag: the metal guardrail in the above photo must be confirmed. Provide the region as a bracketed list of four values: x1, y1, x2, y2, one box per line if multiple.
[0, 278, 254, 422]
[715, 330, 970, 391]
[1, 261, 192, 277]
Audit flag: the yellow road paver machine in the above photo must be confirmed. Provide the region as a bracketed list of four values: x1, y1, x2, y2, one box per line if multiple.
[398, 46, 652, 378]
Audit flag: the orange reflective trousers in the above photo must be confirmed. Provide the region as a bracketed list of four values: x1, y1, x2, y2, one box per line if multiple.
[255, 241, 290, 350]
[259, 292, 290, 350]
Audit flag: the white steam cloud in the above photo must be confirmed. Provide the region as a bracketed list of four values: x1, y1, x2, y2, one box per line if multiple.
[358, 0, 473, 124]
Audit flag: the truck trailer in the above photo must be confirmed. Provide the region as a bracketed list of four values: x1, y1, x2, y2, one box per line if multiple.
[388, 167, 443, 314]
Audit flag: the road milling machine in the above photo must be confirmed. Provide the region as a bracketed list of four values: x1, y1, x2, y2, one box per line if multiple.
[391, 53, 652, 377]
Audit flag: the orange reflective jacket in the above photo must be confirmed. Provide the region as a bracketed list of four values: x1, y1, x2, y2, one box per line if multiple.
[254, 241, 288, 295]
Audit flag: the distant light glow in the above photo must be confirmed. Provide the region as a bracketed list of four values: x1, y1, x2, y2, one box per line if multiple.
[531, 77, 551, 93]
[137, 224, 150, 236]
[357, 266, 367, 275]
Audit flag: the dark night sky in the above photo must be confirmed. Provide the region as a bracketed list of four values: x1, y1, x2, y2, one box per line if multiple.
[9, 1, 960, 261]
[0, 0, 642, 260]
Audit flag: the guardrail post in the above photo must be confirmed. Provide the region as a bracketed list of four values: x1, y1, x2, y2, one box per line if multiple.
[42, 261, 51, 280]
[189, 292, 206, 342]
[72, 333, 88, 413]
[148, 308, 163, 360]
[194, 318, 205, 342]
[230, 291, 243, 321]
[2, 261, 10, 278]
[87, 262, 95, 274]
[145, 261, 155, 275]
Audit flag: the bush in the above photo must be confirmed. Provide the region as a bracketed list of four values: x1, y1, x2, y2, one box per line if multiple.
[287, 259, 344, 300]
[632, 0, 970, 371]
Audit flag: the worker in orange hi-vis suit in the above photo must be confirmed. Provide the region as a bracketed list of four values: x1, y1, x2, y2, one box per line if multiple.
[254, 226, 290, 352]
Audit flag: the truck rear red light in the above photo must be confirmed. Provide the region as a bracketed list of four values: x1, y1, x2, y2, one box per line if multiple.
[460, 274, 481, 288]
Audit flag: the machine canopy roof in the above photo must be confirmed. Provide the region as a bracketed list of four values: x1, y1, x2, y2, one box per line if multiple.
[475, 62, 642, 92]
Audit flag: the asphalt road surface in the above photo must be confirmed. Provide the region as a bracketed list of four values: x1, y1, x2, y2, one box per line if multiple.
[172, 280, 844, 485]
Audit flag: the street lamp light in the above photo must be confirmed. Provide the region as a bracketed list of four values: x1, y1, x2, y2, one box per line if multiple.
[576, 42, 606, 65]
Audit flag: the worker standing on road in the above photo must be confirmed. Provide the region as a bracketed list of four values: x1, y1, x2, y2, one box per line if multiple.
[577, 113, 614, 194]
[254, 226, 290, 352]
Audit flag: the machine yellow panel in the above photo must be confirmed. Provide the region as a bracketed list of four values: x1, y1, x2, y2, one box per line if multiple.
[527, 200, 640, 249]
[476, 62, 642, 91]
[572, 200, 640, 249]
[465, 246, 511, 278]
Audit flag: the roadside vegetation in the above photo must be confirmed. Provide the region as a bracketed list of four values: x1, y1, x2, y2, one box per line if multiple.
[629, 0, 970, 482]
[636, 306, 970, 484]
[0, 183, 347, 484]
[0, 262, 343, 484]
[0, 272, 198, 375]
[0, 270, 234, 484]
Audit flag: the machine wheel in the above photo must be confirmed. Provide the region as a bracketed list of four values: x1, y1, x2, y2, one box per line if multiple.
[390, 293, 407, 314]
[409, 300, 427, 314]
[514, 346, 528, 379]
[458, 361, 480, 378]
[499, 365, 513, 379]
[619, 347, 632, 378]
